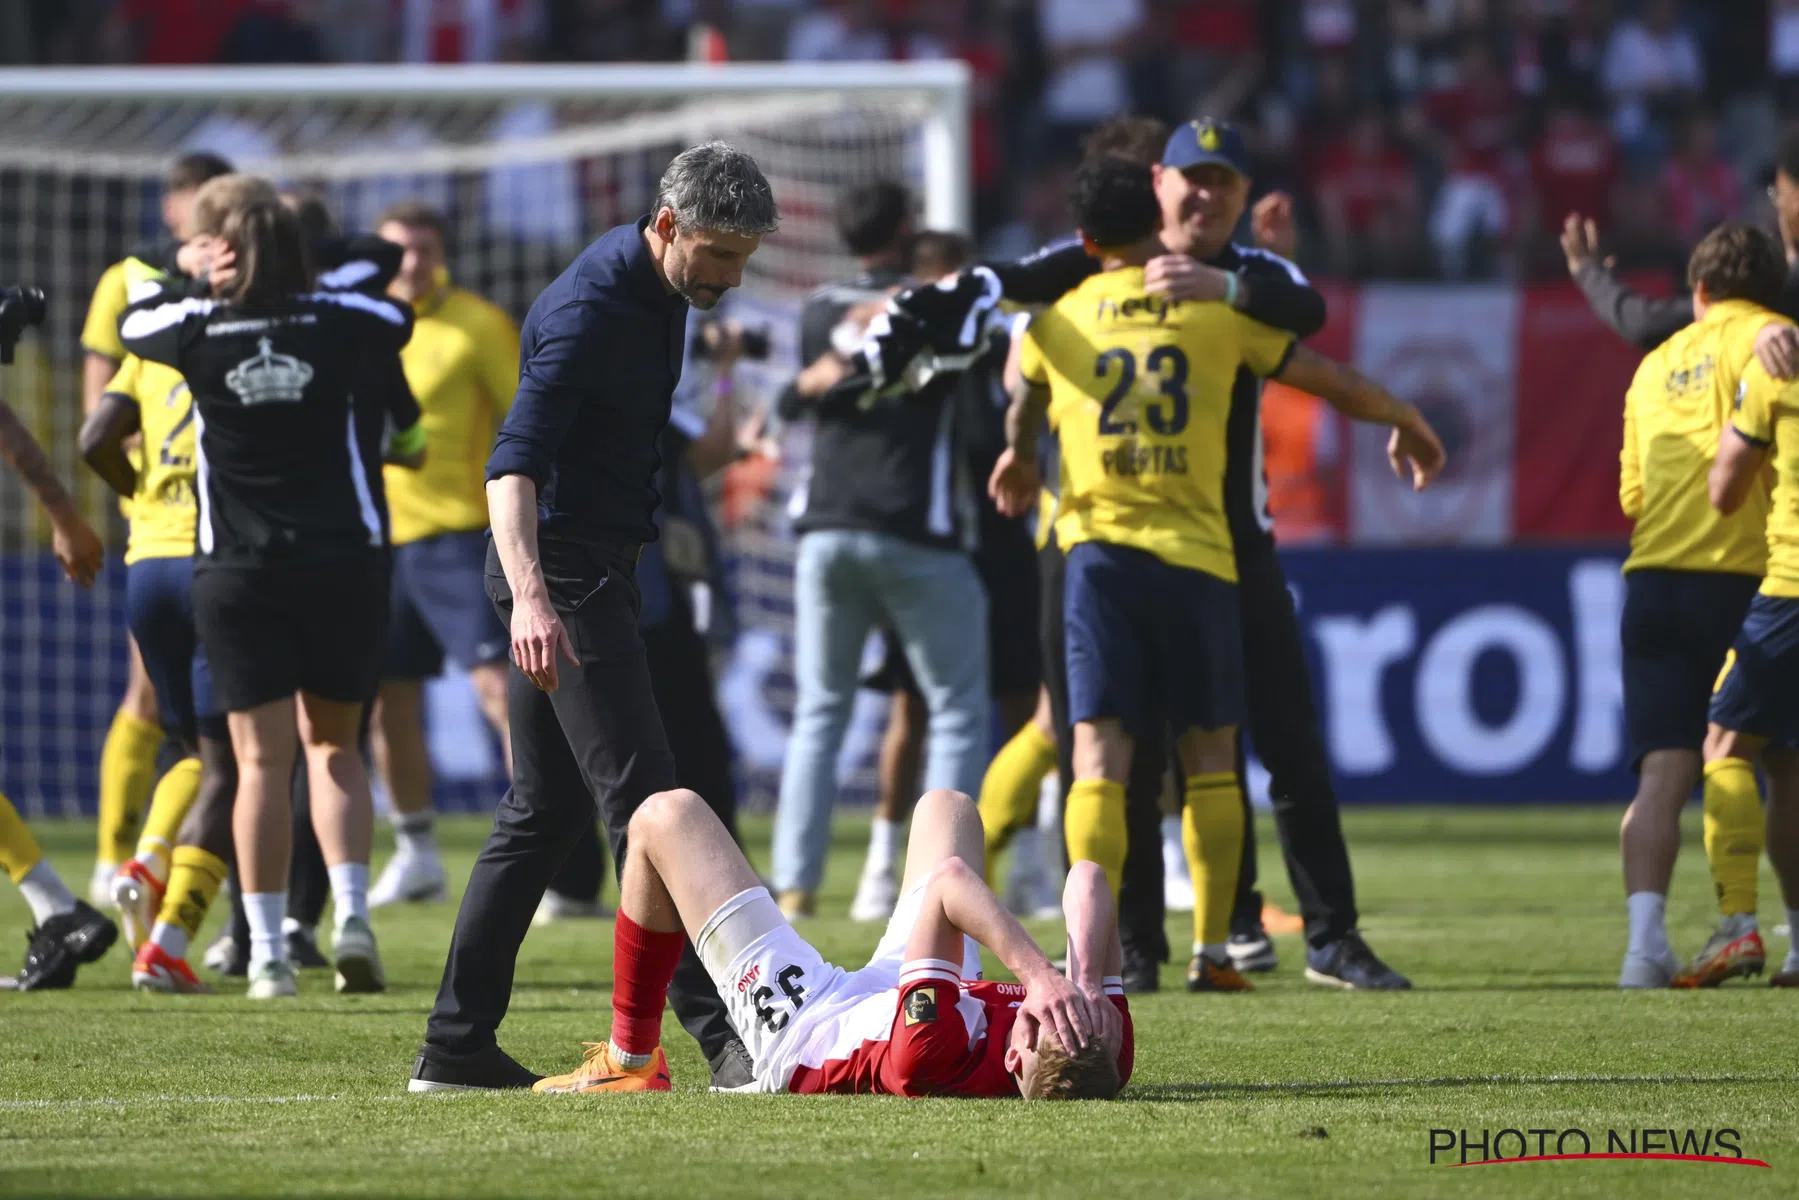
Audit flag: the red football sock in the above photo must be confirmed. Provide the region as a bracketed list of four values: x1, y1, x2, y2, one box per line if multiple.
[610, 909, 686, 1057]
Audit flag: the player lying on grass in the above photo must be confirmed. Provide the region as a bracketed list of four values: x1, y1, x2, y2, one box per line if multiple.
[523, 787, 1132, 1098]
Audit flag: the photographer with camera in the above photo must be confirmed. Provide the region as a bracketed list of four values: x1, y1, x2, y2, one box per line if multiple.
[0, 284, 118, 989]
[768, 182, 991, 919]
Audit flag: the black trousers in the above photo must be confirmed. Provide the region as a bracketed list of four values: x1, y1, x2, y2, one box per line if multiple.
[546, 616, 741, 901]
[1037, 537, 1168, 964]
[1228, 537, 1358, 950]
[424, 536, 735, 1063]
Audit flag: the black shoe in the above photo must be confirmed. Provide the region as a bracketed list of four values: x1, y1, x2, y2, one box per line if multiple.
[707, 1038, 757, 1093]
[1304, 932, 1411, 990]
[409, 1043, 542, 1093]
[15, 901, 118, 991]
[1120, 945, 1159, 994]
[1227, 928, 1278, 973]
[287, 925, 330, 969]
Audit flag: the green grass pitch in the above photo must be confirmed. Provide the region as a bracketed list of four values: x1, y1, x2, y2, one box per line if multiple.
[3, 806, 1797, 1198]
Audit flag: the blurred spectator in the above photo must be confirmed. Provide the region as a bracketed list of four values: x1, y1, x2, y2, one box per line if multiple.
[1386, 0, 1488, 97]
[396, 0, 544, 62]
[1601, 0, 1703, 157]
[906, 0, 1010, 224]
[1609, 175, 1685, 275]
[1775, 0, 1799, 114]
[1311, 108, 1422, 277]
[980, 159, 1072, 262]
[546, 0, 670, 61]
[1134, 0, 1262, 125]
[1037, 0, 1146, 152]
[1424, 38, 1518, 277]
[1301, 0, 1357, 55]
[785, 0, 891, 60]
[219, 1, 326, 63]
[108, 0, 251, 62]
[1525, 91, 1620, 273]
[1661, 110, 1745, 245]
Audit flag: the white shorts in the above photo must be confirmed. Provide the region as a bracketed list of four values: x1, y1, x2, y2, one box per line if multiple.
[694, 884, 983, 1091]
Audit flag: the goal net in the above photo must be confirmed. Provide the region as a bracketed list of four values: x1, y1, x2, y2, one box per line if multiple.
[0, 62, 970, 817]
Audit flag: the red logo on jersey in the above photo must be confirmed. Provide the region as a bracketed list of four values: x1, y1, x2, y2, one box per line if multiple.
[737, 964, 761, 994]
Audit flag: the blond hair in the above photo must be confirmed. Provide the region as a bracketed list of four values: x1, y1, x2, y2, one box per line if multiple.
[188, 174, 282, 238]
[1023, 1036, 1121, 1101]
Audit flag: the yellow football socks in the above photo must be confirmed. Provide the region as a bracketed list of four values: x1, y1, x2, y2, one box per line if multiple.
[978, 721, 1058, 884]
[1183, 771, 1244, 953]
[134, 757, 201, 884]
[1703, 758, 1763, 917]
[1064, 778, 1127, 896]
[96, 709, 161, 865]
[0, 791, 45, 883]
[157, 846, 229, 941]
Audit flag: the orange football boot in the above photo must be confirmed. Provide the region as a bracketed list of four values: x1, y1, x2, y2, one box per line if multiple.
[532, 1043, 672, 1094]
[132, 942, 213, 994]
[1671, 923, 1765, 988]
[1186, 954, 1255, 993]
[110, 859, 165, 950]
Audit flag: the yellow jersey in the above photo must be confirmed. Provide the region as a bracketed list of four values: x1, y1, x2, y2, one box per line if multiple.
[81, 260, 131, 362]
[104, 355, 197, 564]
[1620, 298, 1778, 576]
[1018, 266, 1295, 582]
[1731, 360, 1799, 597]
[383, 284, 519, 544]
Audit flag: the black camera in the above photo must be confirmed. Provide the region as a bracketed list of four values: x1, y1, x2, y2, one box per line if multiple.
[0, 286, 47, 366]
[692, 322, 770, 362]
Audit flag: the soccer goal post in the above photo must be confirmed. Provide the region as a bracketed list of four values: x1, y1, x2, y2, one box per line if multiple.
[0, 61, 970, 816]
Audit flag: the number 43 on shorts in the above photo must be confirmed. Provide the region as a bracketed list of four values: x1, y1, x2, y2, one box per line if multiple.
[752, 964, 808, 1032]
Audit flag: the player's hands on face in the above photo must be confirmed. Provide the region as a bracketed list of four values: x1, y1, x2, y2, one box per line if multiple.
[512, 592, 577, 692]
[1388, 407, 1447, 492]
[208, 245, 239, 295]
[51, 514, 103, 587]
[1019, 966, 1093, 1055]
[1755, 322, 1799, 382]
[1143, 255, 1233, 304]
[988, 448, 1041, 518]
[1251, 192, 1298, 259]
[176, 234, 222, 280]
[1079, 981, 1125, 1061]
[1558, 214, 1613, 276]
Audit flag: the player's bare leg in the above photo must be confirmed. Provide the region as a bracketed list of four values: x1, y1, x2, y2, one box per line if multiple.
[853, 688, 927, 922]
[133, 736, 234, 994]
[535, 788, 756, 1094]
[1174, 724, 1253, 992]
[229, 699, 301, 997]
[1617, 747, 1699, 987]
[369, 680, 449, 907]
[1761, 748, 1799, 986]
[298, 692, 382, 994]
[1676, 726, 1770, 988]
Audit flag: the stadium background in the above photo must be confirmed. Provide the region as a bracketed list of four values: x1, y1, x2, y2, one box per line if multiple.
[0, 0, 1779, 815]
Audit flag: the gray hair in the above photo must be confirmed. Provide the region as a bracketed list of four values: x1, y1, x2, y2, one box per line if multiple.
[654, 141, 779, 236]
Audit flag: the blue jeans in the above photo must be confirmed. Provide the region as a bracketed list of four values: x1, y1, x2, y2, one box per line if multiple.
[772, 530, 990, 893]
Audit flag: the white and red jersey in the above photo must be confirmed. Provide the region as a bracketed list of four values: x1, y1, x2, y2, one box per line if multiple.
[784, 965, 1135, 1097]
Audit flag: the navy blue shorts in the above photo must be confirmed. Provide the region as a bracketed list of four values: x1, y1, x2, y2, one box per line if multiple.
[386, 530, 510, 679]
[1710, 593, 1799, 744]
[125, 555, 222, 743]
[1621, 568, 1759, 770]
[1063, 540, 1243, 738]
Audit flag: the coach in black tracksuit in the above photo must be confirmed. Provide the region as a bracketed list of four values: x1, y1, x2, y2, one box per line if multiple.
[991, 118, 1408, 989]
[413, 143, 777, 1093]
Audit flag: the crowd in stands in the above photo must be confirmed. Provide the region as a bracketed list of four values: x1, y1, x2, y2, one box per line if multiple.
[11, 0, 1799, 281]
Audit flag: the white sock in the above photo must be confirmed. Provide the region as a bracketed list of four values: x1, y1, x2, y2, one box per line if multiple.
[244, 891, 287, 970]
[393, 811, 436, 859]
[329, 862, 370, 932]
[17, 861, 77, 926]
[609, 1039, 651, 1069]
[866, 818, 901, 873]
[136, 839, 173, 885]
[149, 919, 188, 961]
[1626, 891, 1669, 958]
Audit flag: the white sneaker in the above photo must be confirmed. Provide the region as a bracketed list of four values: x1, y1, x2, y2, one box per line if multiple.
[849, 865, 899, 923]
[368, 852, 448, 908]
[532, 891, 613, 927]
[1618, 948, 1680, 989]
[247, 959, 299, 999]
[202, 933, 238, 973]
[1162, 819, 1194, 913]
[332, 916, 385, 994]
[89, 861, 118, 909]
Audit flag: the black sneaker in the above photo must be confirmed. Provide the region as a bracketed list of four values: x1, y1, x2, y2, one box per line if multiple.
[707, 1038, 757, 1093]
[1304, 932, 1411, 990]
[15, 901, 118, 991]
[1120, 945, 1159, 994]
[409, 1043, 542, 1093]
[1227, 928, 1278, 973]
[286, 925, 330, 969]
